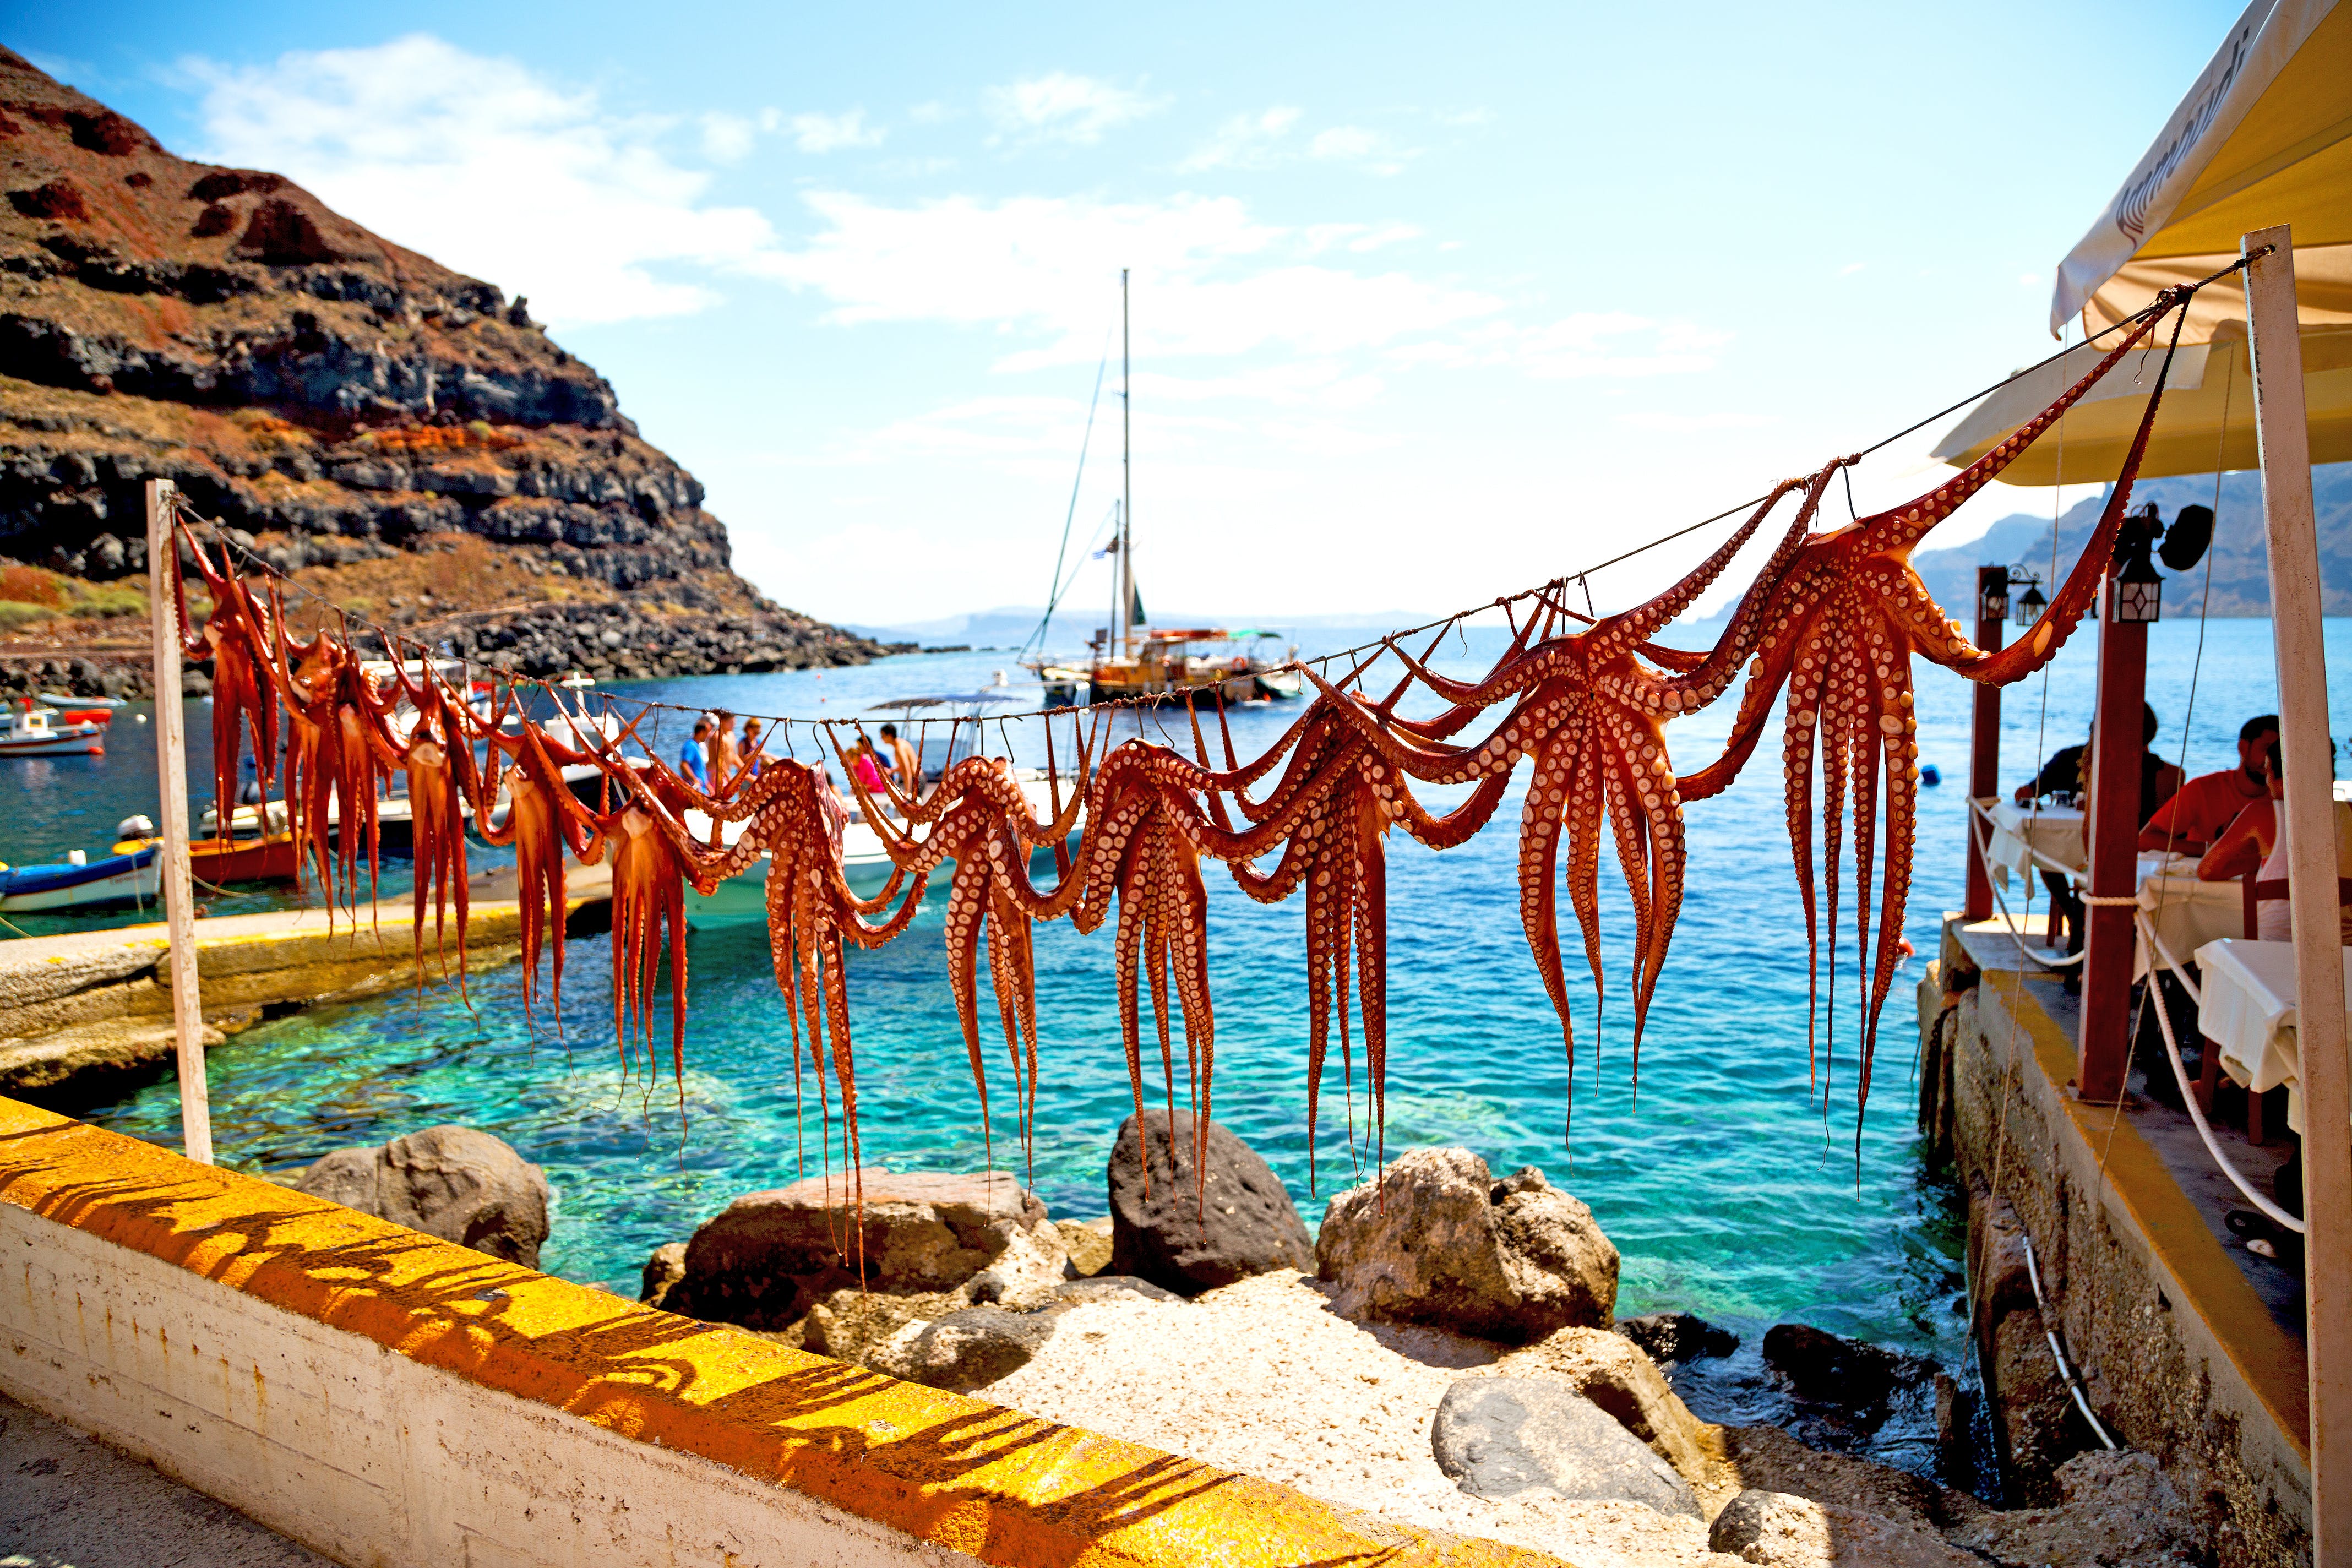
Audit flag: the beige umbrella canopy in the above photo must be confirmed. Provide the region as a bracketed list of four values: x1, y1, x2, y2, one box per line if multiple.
[1934, 0, 2350, 482]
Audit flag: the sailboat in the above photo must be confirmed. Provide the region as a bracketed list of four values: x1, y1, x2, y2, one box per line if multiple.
[1028, 270, 1304, 709]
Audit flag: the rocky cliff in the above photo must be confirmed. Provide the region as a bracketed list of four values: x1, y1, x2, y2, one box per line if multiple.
[0, 48, 891, 695]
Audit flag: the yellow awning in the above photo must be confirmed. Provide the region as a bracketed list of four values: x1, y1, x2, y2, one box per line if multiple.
[1937, 0, 2351, 479]
[2056, 0, 2351, 343]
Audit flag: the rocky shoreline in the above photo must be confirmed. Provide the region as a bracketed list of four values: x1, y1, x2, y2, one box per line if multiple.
[303, 1110, 2197, 1567]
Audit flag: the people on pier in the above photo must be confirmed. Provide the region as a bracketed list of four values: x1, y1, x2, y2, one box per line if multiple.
[2140, 714, 2279, 856]
[2012, 704, 2185, 958]
[879, 722, 922, 799]
[709, 710, 742, 790]
[680, 715, 712, 791]
[739, 717, 766, 779]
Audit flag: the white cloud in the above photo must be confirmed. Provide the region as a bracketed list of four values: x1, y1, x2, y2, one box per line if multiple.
[1389, 312, 1729, 378]
[1616, 410, 1776, 432]
[1838, 261, 1866, 276]
[182, 34, 781, 328]
[790, 108, 885, 153]
[1179, 106, 1303, 172]
[908, 100, 954, 124]
[1310, 126, 1414, 175]
[1433, 107, 1494, 127]
[750, 190, 1502, 370]
[983, 72, 1165, 146]
[701, 111, 756, 162]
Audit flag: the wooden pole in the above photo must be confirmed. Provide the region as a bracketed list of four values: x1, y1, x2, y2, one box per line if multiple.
[2076, 561, 2146, 1104]
[2245, 223, 2350, 1558]
[144, 478, 211, 1164]
[1965, 565, 2006, 922]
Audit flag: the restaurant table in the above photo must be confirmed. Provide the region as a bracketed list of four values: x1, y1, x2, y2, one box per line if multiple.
[1984, 801, 2087, 888]
[2193, 937, 2352, 1135]
[2135, 853, 2245, 979]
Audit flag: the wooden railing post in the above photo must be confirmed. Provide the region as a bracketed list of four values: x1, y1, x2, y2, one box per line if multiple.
[1966, 565, 2007, 922]
[2245, 222, 2351, 1561]
[145, 478, 211, 1164]
[2077, 562, 2146, 1104]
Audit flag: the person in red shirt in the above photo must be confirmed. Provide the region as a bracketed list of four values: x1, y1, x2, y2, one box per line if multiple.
[2139, 713, 2279, 856]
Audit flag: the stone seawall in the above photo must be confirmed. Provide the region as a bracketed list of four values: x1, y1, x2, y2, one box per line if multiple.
[1917, 916, 2311, 1567]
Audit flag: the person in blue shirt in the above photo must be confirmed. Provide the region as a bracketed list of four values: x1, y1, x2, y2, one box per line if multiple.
[679, 715, 711, 790]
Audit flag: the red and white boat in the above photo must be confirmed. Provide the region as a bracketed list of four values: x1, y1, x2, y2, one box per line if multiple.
[0, 703, 106, 758]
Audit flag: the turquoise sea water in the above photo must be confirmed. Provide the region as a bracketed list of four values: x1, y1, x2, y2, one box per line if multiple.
[9, 616, 2348, 1414]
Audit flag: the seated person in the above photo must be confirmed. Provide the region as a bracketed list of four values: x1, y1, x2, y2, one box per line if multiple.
[2199, 738, 2352, 943]
[2016, 730, 2091, 954]
[848, 736, 890, 801]
[2140, 713, 2278, 856]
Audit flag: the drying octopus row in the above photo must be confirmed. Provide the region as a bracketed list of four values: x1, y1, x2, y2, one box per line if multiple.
[165, 285, 2193, 1194]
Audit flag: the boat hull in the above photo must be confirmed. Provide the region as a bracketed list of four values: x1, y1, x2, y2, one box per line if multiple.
[189, 833, 300, 885]
[0, 847, 159, 912]
[0, 726, 104, 757]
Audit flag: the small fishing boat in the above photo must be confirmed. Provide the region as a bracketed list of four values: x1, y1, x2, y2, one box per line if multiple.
[38, 691, 127, 709]
[0, 704, 106, 758]
[0, 834, 160, 912]
[189, 831, 300, 886]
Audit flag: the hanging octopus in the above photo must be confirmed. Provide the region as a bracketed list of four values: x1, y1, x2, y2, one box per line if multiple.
[266, 601, 394, 918]
[848, 737, 1089, 1169]
[170, 521, 281, 838]
[1278, 471, 1833, 1134]
[365, 641, 482, 989]
[471, 690, 603, 1029]
[1675, 292, 2193, 1124]
[1205, 688, 1512, 1179]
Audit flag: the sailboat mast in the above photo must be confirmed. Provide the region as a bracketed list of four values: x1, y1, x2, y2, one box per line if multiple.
[1119, 267, 1134, 659]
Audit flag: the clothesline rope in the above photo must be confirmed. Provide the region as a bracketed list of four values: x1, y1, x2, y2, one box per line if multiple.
[168, 250, 2260, 737]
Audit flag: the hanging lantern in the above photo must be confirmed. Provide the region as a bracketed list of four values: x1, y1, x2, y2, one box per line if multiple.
[2111, 503, 2164, 624]
[1978, 565, 2012, 625]
[2018, 581, 2049, 617]
[2114, 551, 2164, 623]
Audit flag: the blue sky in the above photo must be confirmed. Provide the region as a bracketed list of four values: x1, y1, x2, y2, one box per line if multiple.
[18, 3, 2239, 628]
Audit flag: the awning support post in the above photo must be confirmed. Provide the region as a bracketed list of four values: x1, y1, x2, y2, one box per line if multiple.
[2076, 560, 2146, 1103]
[2245, 222, 2349, 1556]
[145, 478, 211, 1164]
[1966, 565, 2007, 922]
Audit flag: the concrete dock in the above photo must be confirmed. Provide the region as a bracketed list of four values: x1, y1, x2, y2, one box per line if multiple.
[0, 858, 612, 1102]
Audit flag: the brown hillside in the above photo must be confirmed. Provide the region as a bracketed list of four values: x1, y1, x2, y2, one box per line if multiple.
[0, 47, 890, 694]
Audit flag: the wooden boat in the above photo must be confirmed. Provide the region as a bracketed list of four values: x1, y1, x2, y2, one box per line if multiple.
[188, 831, 300, 886]
[0, 704, 105, 757]
[0, 842, 159, 912]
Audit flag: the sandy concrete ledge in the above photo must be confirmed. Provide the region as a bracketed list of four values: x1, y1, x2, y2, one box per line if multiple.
[0, 1096, 1558, 1567]
[0, 859, 607, 1099]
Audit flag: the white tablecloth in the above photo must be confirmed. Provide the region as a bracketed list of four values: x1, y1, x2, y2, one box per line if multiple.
[2193, 937, 2352, 1134]
[2135, 853, 2244, 978]
[1985, 802, 2087, 888]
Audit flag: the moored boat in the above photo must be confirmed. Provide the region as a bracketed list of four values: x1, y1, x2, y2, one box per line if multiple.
[0, 703, 105, 758]
[0, 836, 159, 912]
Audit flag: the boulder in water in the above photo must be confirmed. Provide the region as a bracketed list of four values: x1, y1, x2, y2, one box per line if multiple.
[1316, 1148, 1618, 1341]
[1431, 1376, 1700, 1518]
[1618, 1310, 1739, 1365]
[297, 1124, 549, 1268]
[1107, 1110, 1313, 1295]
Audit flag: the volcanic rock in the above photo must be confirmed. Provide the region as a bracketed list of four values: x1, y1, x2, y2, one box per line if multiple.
[1107, 1109, 1313, 1295]
[1316, 1147, 1618, 1342]
[0, 48, 888, 695]
[1057, 1216, 1113, 1277]
[1430, 1376, 1700, 1518]
[296, 1124, 549, 1267]
[660, 1168, 1068, 1329]
[1617, 1310, 1739, 1365]
[1762, 1322, 1925, 1407]
[1707, 1489, 1981, 1567]
[870, 1305, 1064, 1394]
[1945, 1448, 2198, 1567]
[1487, 1326, 1716, 1483]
